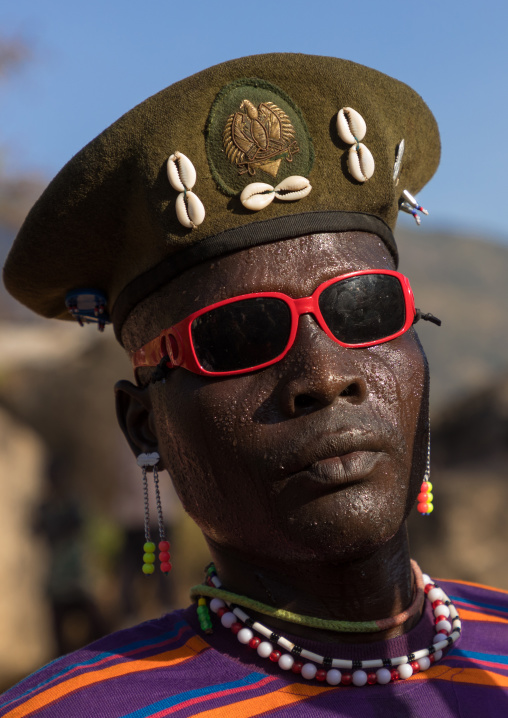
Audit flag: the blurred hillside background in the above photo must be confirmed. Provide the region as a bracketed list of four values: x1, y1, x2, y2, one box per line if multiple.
[1, 1, 508, 691]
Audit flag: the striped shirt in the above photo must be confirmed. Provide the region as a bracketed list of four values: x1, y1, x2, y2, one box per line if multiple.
[1, 578, 507, 717]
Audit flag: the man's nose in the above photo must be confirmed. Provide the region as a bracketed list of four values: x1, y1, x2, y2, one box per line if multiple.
[278, 314, 368, 418]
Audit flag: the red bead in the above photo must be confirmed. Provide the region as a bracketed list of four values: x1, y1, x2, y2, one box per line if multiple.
[417, 502, 430, 514]
[316, 669, 327, 682]
[291, 661, 303, 674]
[249, 637, 260, 649]
[424, 583, 435, 594]
[341, 673, 353, 686]
[160, 562, 172, 573]
[231, 622, 242, 635]
[158, 540, 170, 552]
[217, 607, 227, 618]
[269, 650, 281, 662]
[435, 615, 447, 624]
[367, 672, 377, 685]
[410, 661, 420, 673]
[432, 600, 444, 609]
[390, 669, 400, 681]
[421, 482, 431, 492]
[417, 492, 430, 503]
[159, 551, 170, 563]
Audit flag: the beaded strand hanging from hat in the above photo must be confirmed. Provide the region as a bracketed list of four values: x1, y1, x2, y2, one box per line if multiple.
[137, 452, 172, 574]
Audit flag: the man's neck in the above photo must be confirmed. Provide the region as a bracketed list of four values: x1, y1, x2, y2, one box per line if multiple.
[206, 524, 419, 644]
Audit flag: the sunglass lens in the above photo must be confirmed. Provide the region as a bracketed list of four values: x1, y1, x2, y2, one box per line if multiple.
[319, 274, 406, 345]
[191, 297, 292, 372]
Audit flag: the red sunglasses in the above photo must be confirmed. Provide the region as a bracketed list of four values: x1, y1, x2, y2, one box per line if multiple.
[132, 270, 418, 377]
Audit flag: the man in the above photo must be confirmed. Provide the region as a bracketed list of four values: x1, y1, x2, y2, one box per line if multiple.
[3, 53, 508, 716]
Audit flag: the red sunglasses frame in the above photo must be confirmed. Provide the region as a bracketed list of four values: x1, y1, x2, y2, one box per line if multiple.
[131, 269, 416, 377]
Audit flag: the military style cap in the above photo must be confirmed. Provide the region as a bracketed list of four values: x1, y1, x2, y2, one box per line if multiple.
[3, 53, 440, 343]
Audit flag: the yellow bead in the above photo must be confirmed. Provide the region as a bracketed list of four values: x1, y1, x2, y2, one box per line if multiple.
[143, 553, 156, 563]
[198, 598, 207, 606]
[143, 541, 156, 553]
[427, 503, 434, 513]
[142, 563, 155, 575]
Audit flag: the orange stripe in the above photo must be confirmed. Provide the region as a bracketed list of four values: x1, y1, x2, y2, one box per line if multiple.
[4, 635, 209, 718]
[452, 655, 508, 672]
[457, 607, 508, 625]
[413, 664, 508, 688]
[194, 682, 335, 718]
[434, 578, 508, 596]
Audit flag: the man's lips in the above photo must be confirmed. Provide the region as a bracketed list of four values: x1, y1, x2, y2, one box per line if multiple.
[303, 450, 385, 485]
[278, 429, 390, 489]
[283, 428, 386, 469]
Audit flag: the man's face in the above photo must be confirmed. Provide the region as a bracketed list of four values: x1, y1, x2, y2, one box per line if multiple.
[138, 233, 428, 567]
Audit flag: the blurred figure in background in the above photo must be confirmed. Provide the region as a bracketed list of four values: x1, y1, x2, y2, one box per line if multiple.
[34, 456, 106, 657]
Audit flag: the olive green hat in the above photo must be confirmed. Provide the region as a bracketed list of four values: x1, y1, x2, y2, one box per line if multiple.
[3, 53, 440, 342]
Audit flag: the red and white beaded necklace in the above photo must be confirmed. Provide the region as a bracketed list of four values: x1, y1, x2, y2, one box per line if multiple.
[200, 568, 461, 687]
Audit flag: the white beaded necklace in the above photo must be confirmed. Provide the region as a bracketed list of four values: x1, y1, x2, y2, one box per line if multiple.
[203, 571, 461, 687]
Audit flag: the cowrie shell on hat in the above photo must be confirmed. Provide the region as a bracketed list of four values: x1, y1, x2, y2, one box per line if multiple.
[175, 191, 205, 228]
[348, 143, 375, 183]
[392, 139, 405, 183]
[337, 107, 367, 144]
[274, 176, 312, 201]
[240, 182, 275, 211]
[167, 152, 197, 192]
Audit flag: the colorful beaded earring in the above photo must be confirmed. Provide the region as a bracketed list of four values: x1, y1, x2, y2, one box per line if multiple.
[137, 452, 172, 574]
[417, 429, 434, 516]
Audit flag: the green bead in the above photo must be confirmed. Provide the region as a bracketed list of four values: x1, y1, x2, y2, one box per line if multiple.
[143, 541, 156, 553]
[142, 563, 155, 575]
[143, 553, 156, 564]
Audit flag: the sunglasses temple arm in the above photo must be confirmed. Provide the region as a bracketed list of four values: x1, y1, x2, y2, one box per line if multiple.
[144, 352, 173, 384]
[413, 309, 442, 327]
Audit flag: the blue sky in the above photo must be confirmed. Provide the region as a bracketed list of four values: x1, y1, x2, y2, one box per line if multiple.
[1, 0, 507, 242]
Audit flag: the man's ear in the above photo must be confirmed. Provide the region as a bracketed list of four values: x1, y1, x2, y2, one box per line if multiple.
[115, 380, 165, 469]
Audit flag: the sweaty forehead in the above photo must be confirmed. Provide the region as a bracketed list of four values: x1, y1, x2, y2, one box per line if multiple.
[121, 232, 394, 352]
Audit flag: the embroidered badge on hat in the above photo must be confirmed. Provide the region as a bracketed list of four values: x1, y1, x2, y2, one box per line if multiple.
[223, 99, 298, 178]
[205, 78, 314, 197]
